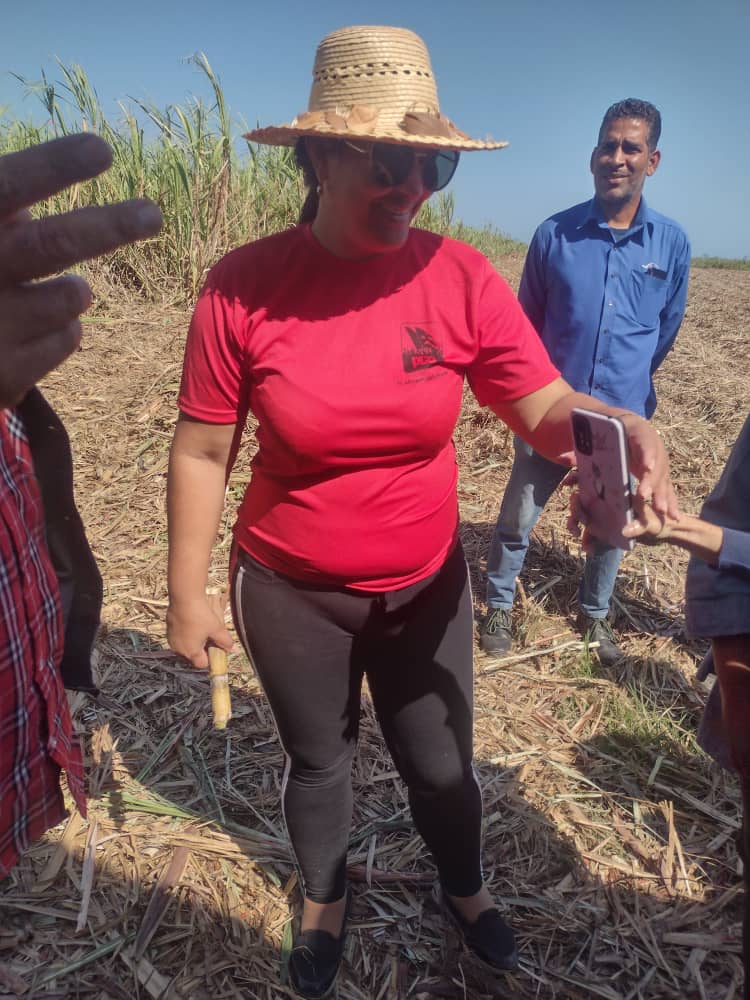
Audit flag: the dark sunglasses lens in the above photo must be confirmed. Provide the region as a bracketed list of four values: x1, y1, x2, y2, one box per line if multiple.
[370, 144, 460, 192]
[427, 150, 460, 192]
[371, 143, 413, 187]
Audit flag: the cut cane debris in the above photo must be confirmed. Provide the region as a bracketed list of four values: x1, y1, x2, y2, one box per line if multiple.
[75, 819, 99, 932]
[0, 264, 744, 997]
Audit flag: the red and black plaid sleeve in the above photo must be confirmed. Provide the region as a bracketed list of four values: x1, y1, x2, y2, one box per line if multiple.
[0, 408, 86, 878]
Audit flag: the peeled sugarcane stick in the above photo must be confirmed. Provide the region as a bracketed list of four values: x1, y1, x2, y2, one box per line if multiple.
[206, 586, 232, 730]
[207, 645, 232, 729]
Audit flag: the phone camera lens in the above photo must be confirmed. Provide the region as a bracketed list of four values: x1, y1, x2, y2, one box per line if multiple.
[572, 414, 593, 456]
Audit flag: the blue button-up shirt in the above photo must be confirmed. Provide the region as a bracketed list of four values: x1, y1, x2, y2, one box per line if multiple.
[518, 197, 691, 417]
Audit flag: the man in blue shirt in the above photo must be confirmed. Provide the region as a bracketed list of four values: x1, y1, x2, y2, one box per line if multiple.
[481, 98, 691, 663]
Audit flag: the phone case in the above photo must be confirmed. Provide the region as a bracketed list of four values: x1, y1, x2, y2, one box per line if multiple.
[571, 408, 634, 551]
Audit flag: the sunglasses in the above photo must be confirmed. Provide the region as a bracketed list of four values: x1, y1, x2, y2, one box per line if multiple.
[344, 140, 460, 193]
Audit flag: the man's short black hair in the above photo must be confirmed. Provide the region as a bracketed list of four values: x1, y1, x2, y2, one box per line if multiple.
[598, 99, 662, 151]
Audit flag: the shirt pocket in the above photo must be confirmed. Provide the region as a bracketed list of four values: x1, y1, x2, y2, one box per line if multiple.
[630, 268, 669, 327]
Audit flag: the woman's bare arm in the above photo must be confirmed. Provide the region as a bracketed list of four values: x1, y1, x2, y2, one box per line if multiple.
[167, 415, 236, 668]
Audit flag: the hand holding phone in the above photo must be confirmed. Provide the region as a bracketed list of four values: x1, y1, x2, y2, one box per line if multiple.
[571, 408, 634, 551]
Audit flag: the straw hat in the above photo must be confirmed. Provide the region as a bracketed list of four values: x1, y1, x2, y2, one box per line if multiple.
[243, 25, 507, 152]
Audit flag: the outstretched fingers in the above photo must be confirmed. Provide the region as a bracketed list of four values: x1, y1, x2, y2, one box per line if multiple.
[0, 199, 163, 286]
[0, 133, 113, 219]
[0, 135, 163, 400]
[0, 276, 93, 406]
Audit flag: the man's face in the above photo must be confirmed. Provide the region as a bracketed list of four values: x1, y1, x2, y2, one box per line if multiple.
[590, 117, 660, 209]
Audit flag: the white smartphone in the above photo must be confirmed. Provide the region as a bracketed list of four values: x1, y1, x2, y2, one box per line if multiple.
[571, 408, 634, 551]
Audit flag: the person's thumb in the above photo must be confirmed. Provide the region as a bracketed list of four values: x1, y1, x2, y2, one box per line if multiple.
[209, 626, 235, 654]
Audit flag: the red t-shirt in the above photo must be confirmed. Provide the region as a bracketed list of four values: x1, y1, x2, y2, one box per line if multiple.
[179, 225, 558, 590]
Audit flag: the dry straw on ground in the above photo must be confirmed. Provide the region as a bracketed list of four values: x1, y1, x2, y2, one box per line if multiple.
[1, 261, 748, 999]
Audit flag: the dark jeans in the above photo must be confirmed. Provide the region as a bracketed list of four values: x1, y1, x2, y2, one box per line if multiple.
[486, 436, 623, 618]
[230, 541, 483, 903]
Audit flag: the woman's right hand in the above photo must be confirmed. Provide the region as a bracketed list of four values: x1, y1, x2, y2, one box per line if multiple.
[166, 596, 235, 670]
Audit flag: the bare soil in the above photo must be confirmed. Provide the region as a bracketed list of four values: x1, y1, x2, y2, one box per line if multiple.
[1, 260, 748, 999]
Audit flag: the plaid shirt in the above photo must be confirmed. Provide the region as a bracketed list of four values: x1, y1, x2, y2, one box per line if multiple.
[0, 408, 85, 878]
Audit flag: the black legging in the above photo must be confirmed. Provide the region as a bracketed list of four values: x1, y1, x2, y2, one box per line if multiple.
[230, 541, 483, 903]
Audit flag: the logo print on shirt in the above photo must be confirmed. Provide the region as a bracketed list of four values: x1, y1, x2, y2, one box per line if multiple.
[641, 262, 667, 279]
[401, 325, 443, 373]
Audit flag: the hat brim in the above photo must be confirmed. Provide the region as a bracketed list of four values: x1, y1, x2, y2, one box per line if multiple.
[243, 123, 508, 152]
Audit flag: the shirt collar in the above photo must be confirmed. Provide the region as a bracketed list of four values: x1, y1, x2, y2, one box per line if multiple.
[580, 196, 653, 237]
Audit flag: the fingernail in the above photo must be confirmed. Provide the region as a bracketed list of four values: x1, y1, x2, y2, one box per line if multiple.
[68, 273, 92, 305]
[67, 132, 113, 175]
[129, 199, 163, 236]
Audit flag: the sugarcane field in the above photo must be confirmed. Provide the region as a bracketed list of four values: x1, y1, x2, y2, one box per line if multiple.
[0, 253, 746, 1000]
[2, 49, 750, 998]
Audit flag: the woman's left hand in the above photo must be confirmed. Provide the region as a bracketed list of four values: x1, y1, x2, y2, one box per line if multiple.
[494, 380, 679, 519]
[617, 413, 679, 519]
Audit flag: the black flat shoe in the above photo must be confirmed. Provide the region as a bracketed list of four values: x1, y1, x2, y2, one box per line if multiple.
[443, 892, 519, 971]
[290, 891, 351, 999]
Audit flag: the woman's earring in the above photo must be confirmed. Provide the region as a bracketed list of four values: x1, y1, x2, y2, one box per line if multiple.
[316, 183, 322, 196]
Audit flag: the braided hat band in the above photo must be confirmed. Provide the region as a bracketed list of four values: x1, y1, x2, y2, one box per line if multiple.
[244, 26, 508, 152]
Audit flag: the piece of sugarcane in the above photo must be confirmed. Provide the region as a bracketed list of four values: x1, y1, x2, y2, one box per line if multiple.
[206, 586, 232, 730]
[207, 645, 232, 729]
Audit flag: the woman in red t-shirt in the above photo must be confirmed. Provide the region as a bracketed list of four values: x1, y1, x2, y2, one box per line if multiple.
[167, 26, 677, 999]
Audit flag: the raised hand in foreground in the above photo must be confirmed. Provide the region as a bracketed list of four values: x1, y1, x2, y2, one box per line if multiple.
[0, 133, 163, 407]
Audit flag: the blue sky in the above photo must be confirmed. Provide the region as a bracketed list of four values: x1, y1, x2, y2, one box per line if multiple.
[2, 0, 748, 258]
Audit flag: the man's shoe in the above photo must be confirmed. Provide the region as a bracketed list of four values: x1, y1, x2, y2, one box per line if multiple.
[576, 613, 623, 666]
[289, 892, 351, 999]
[480, 608, 513, 657]
[442, 892, 519, 971]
